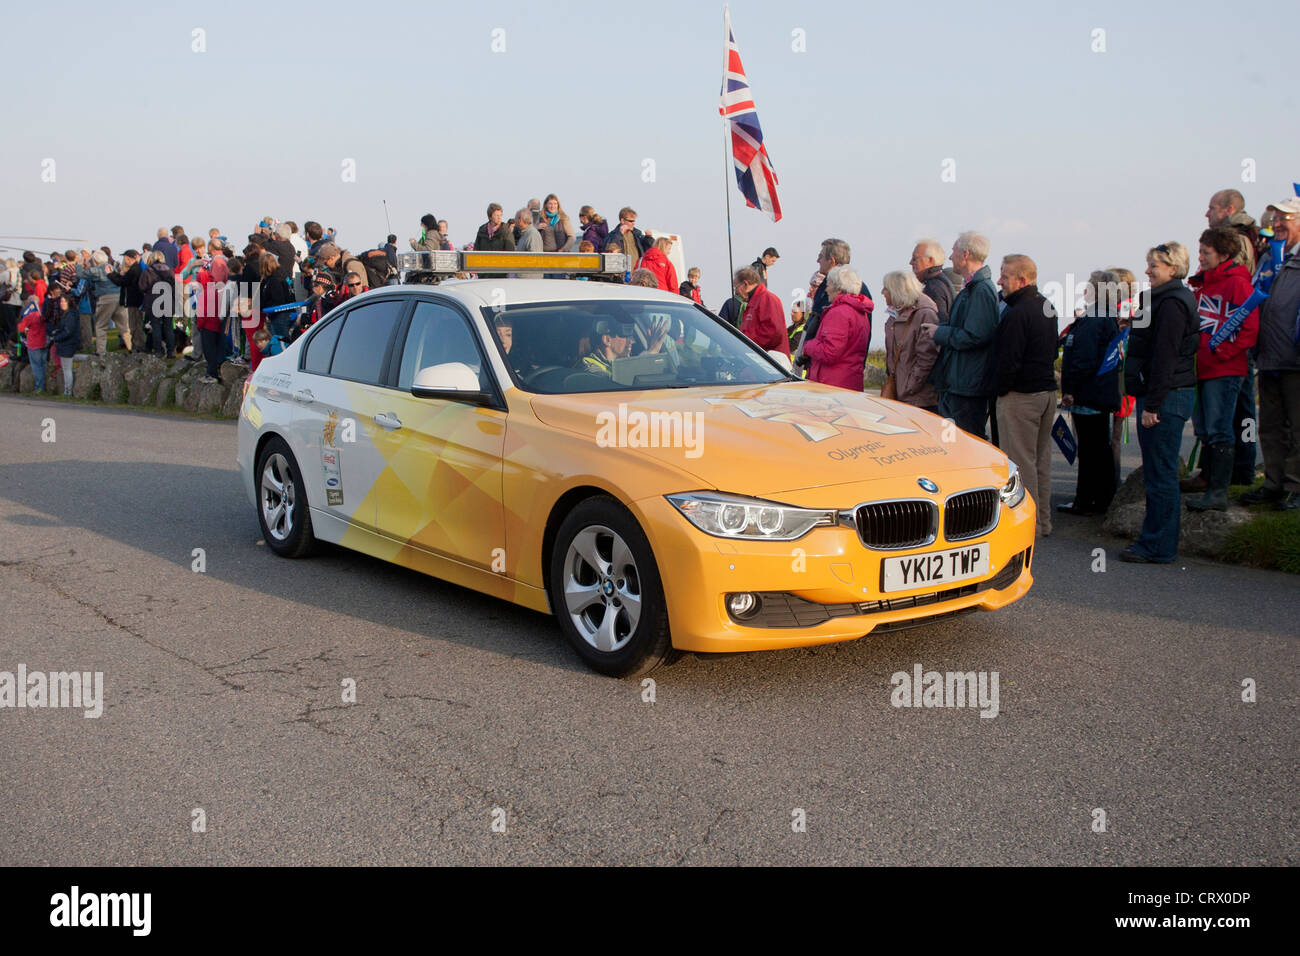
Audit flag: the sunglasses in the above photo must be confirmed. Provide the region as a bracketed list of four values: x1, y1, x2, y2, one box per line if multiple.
[347, 280, 363, 287]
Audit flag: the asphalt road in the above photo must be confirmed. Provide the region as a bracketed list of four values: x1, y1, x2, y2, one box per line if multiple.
[0, 396, 1295, 865]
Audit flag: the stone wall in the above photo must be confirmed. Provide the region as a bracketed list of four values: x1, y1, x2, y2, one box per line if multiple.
[1102, 466, 1254, 558]
[1, 352, 248, 419]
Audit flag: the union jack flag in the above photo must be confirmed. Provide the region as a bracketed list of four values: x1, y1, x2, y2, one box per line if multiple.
[719, 5, 781, 222]
[1197, 292, 1237, 341]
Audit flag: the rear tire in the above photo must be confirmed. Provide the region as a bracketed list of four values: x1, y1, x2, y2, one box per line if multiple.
[549, 496, 674, 677]
[256, 436, 317, 558]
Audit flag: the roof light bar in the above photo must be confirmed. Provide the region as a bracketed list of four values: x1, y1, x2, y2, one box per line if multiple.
[398, 250, 632, 281]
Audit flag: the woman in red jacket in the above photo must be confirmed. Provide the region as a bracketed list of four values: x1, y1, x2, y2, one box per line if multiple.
[803, 265, 872, 390]
[1186, 227, 1260, 511]
[637, 236, 679, 293]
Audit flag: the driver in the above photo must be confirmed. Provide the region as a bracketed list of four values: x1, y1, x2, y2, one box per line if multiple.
[580, 317, 668, 376]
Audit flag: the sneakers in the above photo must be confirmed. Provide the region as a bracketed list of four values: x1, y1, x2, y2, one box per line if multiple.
[198, 375, 219, 384]
[1276, 492, 1300, 512]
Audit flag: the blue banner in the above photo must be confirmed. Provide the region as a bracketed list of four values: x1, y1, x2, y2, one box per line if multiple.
[1209, 289, 1267, 351]
[1052, 414, 1078, 465]
[1096, 327, 1128, 376]
[261, 300, 310, 314]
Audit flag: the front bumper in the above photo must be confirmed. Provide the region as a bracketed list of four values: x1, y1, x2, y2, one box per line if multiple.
[632, 477, 1036, 653]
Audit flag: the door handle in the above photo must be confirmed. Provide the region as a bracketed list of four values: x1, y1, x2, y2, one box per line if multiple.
[293, 389, 314, 404]
[374, 412, 402, 431]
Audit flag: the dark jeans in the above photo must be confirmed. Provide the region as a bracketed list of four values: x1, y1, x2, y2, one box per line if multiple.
[1133, 388, 1194, 561]
[1233, 361, 1257, 480]
[151, 310, 175, 358]
[1193, 375, 1243, 446]
[1072, 411, 1115, 512]
[1258, 369, 1300, 494]
[200, 328, 224, 379]
[938, 392, 989, 440]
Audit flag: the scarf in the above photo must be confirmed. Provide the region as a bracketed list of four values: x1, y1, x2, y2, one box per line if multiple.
[546, 211, 560, 227]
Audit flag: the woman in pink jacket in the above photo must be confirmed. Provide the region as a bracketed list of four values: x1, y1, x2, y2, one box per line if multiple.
[803, 265, 872, 390]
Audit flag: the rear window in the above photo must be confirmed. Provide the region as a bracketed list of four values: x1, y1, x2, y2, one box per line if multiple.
[302, 316, 342, 375]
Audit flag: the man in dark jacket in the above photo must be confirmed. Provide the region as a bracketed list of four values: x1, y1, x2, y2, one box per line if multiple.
[993, 255, 1059, 536]
[110, 250, 145, 353]
[1120, 243, 1200, 562]
[801, 238, 873, 363]
[1240, 199, 1300, 510]
[152, 228, 178, 271]
[751, 247, 778, 286]
[610, 207, 652, 261]
[924, 232, 999, 438]
[910, 239, 956, 323]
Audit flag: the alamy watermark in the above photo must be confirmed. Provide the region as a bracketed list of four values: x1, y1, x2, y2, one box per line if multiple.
[595, 403, 704, 458]
[890, 664, 999, 718]
[0, 665, 104, 718]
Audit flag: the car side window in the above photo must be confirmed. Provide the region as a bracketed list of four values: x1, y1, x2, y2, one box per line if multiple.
[301, 315, 343, 375]
[397, 300, 484, 391]
[328, 299, 405, 385]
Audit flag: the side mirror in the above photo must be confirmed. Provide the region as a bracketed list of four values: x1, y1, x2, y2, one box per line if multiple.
[411, 362, 492, 405]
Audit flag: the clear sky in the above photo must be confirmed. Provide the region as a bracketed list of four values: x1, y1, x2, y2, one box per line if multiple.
[3, 0, 1295, 347]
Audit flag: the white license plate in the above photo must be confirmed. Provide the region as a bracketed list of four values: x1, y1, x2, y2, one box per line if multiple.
[882, 544, 989, 593]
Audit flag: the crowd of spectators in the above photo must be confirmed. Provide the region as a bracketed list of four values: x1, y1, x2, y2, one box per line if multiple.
[3, 184, 1297, 565]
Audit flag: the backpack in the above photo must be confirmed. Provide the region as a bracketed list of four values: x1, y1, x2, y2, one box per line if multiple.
[358, 248, 394, 289]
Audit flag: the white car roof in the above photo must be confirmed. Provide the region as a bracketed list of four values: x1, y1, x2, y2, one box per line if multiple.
[363, 279, 696, 309]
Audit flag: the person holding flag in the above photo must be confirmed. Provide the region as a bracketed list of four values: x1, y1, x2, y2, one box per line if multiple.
[1185, 228, 1260, 512]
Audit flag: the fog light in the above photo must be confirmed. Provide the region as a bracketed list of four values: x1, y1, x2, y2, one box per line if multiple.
[727, 592, 760, 619]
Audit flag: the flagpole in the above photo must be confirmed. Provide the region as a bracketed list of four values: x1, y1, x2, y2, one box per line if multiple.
[721, 5, 735, 291]
[722, 124, 735, 291]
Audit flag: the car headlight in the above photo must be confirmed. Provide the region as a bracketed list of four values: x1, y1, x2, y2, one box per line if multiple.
[1000, 462, 1025, 508]
[666, 492, 836, 541]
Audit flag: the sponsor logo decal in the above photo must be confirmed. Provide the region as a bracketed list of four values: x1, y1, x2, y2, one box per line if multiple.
[706, 391, 916, 442]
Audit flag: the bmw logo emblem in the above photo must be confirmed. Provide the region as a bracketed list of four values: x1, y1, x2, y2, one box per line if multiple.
[917, 477, 939, 494]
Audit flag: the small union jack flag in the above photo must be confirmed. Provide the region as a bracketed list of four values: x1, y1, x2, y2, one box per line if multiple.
[719, 5, 781, 222]
[1197, 292, 1240, 342]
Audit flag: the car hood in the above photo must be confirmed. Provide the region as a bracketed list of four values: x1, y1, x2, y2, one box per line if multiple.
[528, 380, 1009, 497]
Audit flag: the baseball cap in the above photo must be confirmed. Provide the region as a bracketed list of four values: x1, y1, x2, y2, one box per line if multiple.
[594, 319, 635, 337]
[1267, 198, 1300, 216]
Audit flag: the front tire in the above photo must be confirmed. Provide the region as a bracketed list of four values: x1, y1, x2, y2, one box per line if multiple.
[549, 496, 673, 677]
[256, 437, 317, 558]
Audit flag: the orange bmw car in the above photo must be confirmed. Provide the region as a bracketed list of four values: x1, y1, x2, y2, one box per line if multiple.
[237, 254, 1035, 676]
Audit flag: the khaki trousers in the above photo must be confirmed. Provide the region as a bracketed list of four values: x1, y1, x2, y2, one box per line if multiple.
[996, 390, 1057, 536]
[94, 298, 124, 355]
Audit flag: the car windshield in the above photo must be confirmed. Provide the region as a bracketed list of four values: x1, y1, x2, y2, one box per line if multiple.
[484, 299, 791, 394]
